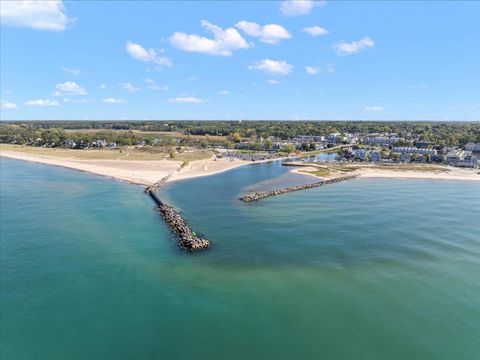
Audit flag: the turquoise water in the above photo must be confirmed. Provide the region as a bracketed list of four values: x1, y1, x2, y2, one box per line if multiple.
[1, 158, 479, 359]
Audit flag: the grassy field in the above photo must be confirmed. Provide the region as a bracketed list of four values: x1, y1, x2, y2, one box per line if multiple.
[0, 144, 211, 161]
[63, 129, 227, 142]
[301, 169, 332, 177]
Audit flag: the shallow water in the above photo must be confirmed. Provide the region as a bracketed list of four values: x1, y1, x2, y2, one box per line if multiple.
[1, 158, 479, 359]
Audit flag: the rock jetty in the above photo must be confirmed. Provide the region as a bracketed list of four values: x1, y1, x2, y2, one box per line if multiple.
[239, 174, 358, 202]
[144, 173, 173, 193]
[147, 181, 210, 252]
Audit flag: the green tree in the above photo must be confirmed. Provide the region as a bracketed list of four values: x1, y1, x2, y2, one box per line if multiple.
[280, 144, 296, 154]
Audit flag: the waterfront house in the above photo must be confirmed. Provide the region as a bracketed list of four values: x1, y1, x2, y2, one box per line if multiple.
[446, 150, 463, 164]
[399, 153, 412, 162]
[370, 151, 382, 162]
[457, 151, 478, 168]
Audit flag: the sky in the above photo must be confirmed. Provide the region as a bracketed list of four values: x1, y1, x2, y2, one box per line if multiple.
[1, 0, 479, 121]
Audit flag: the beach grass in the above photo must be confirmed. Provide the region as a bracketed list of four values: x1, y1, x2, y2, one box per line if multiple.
[0, 144, 211, 161]
[302, 169, 332, 177]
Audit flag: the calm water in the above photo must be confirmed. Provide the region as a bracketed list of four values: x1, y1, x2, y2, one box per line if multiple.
[1, 158, 479, 360]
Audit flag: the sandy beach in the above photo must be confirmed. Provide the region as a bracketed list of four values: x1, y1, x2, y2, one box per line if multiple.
[291, 165, 480, 181]
[0, 150, 276, 186]
[2, 149, 479, 185]
[357, 167, 480, 181]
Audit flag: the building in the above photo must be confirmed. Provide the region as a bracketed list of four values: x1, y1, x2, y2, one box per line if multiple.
[457, 151, 478, 168]
[92, 139, 107, 147]
[446, 150, 463, 164]
[364, 136, 404, 146]
[354, 149, 367, 161]
[391, 147, 436, 155]
[431, 154, 445, 163]
[369, 151, 382, 162]
[415, 141, 435, 148]
[465, 143, 480, 152]
[294, 135, 325, 142]
[399, 153, 412, 162]
[414, 154, 427, 163]
[354, 150, 381, 162]
[62, 139, 77, 148]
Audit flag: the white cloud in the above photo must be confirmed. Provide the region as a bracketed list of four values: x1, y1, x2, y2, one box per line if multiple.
[99, 84, 106, 89]
[61, 66, 82, 75]
[119, 82, 139, 92]
[102, 98, 126, 104]
[1, 100, 18, 109]
[170, 20, 249, 56]
[334, 37, 375, 55]
[364, 106, 384, 112]
[168, 97, 205, 104]
[53, 81, 87, 96]
[0, 0, 74, 31]
[125, 41, 172, 66]
[302, 25, 329, 36]
[235, 21, 292, 44]
[249, 59, 293, 75]
[218, 90, 229, 95]
[267, 79, 280, 85]
[26, 99, 60, 107]
[280, 0, 324, 16]
[305, 66, 320, 75]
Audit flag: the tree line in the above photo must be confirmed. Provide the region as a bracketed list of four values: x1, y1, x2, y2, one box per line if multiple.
[1, 121, 479, 147]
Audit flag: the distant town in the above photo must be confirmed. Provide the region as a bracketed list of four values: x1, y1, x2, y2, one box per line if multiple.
[1, 121, 479, 168]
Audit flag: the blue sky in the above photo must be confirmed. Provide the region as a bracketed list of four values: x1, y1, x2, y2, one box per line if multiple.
[1, 0, 479, 121]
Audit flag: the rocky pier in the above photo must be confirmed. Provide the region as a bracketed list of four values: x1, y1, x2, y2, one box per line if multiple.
[239, 174, 358, 202]
[144, 173, 173, 193]
[146, 175, 210, 252]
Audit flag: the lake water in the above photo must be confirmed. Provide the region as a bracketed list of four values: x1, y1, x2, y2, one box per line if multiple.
[1, 157, 479, 359]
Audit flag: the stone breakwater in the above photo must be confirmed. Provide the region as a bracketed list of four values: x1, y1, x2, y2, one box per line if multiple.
[148, 189, 210, 252]
[239, 174, 358, 202]
[144, 173, 173, 193]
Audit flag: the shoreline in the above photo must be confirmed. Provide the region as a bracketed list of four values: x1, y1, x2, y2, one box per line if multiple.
[0, 151, 287, 187]
[0, 153, 148, 187]
[290, 166, 480, 182]
[2, 151, 479, 186]
[357, 168, 480, 181]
